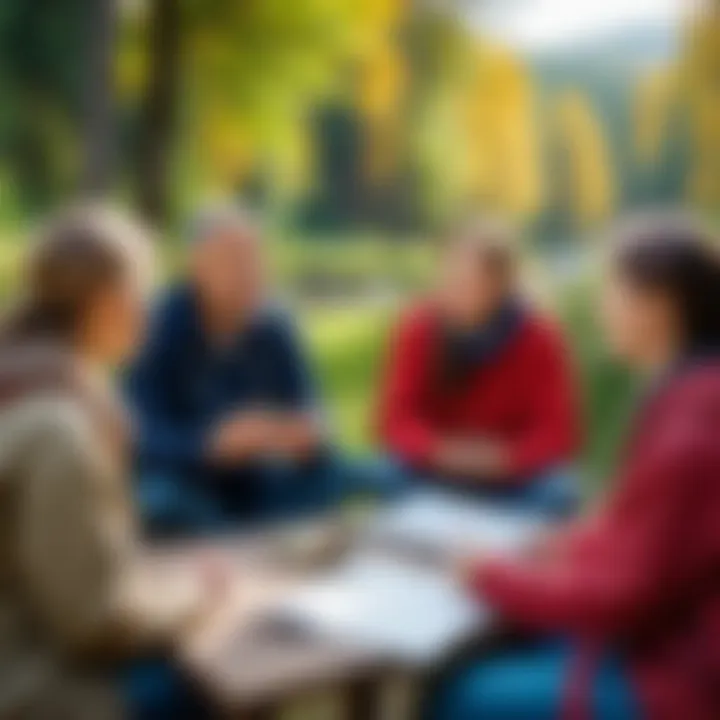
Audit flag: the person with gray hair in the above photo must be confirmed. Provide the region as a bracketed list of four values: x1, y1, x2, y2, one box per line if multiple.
[126, 204, 336, 536]
[184, 202, 261, 248]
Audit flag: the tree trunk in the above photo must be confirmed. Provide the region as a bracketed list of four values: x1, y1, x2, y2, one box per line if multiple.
[81, 0, 118, 197]
[134, 0, 181, 227]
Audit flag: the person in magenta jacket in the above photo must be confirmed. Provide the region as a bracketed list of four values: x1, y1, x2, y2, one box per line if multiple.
[433, 214, 720, 719]
[377, 220, 581, 517]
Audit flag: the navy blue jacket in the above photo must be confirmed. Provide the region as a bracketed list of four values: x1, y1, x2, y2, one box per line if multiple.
[126, 284, 317, 479]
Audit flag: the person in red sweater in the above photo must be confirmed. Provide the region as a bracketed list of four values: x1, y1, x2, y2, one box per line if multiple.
[377, 221, 580, 517]
[432, 215, 720, 719]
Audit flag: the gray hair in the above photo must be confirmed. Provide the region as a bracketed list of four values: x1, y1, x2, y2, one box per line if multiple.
[186, 203, 261, 246]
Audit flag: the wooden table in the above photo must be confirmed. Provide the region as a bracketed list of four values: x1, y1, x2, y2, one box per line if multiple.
[143, 518, 499, 720]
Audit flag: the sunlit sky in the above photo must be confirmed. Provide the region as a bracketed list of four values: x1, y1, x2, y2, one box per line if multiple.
[469, 0, 685, 51]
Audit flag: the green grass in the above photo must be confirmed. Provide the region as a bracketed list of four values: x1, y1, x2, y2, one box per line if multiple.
[0, 239, 22, 297]
[270, 233, 435, 284]
[558, 282, 636, 485]
[300, 302, 393, 454]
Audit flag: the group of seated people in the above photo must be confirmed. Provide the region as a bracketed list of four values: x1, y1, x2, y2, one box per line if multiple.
[128, 209, 580, 536]
[0, 203, 718, 719]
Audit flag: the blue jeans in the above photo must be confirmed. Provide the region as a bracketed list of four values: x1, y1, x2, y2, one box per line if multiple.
[137, 453, 352, 538]
[137, 455, 578, 537]
[360, 457, 580, 521]
[121, 657, 210, 720]
[461, 465, 580, 520]
[431, 640, 638, 720]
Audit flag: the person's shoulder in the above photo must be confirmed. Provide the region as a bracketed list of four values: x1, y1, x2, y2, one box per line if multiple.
[0, 391, 93, 458]
[246, 304, 305, 354]
[643, 362, 720, 458]
[0, 343, 86, 426]
[664, 361, 720, 415]
[379, 301, 437, 358]
[153, 283, 194, 322]
[644, 363, 720, 466]
[393, 300, 438, 339]
[147, 283, 199, 344]
[251, 303, 297, 336]
[517, 306, 569, 354]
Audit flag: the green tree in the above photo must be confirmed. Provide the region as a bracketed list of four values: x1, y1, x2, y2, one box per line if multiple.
[0, 0, 87, 210]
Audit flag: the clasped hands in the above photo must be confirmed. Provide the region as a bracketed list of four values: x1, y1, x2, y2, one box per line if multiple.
[434, 435, 511, 481]
[210, 409, 322, 465]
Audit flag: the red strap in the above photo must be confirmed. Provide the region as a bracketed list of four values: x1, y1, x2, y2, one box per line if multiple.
[561, 640, 602, 720]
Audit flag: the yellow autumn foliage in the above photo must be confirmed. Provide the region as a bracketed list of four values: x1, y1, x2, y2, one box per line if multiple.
[555, 90, 614, 228]
[680, 6, 720, 207]
[356, 13, 406, 183]
[634, 68, 678, 165]
[183, 0, 405, 193]
[463, 47, 543, 217]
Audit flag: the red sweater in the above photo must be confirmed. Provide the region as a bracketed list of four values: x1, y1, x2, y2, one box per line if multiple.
[472, 364, 720, 720]
[377, 303, 579, 478]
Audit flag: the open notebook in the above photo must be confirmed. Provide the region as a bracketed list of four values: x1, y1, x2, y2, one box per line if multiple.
[267, 491, 539, 665]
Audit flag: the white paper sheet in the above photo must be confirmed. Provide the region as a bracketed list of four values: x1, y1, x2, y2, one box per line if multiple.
[270, 552, 486, 665]
[366, 489, 542, 562]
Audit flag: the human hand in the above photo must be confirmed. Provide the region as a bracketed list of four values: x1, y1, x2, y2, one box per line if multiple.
[453, 553, 485, 590]
[181, 551, 235, 638]
[524, 527, 562, 563]
[196, 551, 233, 603]
[209, 412, 276, 463]
[273, 413, 323, 460]
[435, 437, 510, 481]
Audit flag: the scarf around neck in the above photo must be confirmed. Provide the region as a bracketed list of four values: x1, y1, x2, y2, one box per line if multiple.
[438, 298, 526, 387]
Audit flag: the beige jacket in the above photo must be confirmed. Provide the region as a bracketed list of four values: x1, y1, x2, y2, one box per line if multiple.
[0, 348, 198, 719]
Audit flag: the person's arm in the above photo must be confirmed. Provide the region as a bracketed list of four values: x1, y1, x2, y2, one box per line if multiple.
[503, 324, 579, 478]
[433, 437, 511, 480]
[126, 308, 211, 471]
[467, 420, 714, 636]
[269, 314, 319, 411]
[524, 510, 606, 563]
[263, 315, 326, 458]
[377, 312, 440, 467]
[18, 402, 208, 658]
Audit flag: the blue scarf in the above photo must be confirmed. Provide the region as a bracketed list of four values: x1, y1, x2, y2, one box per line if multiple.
[439, 298, 526, 386]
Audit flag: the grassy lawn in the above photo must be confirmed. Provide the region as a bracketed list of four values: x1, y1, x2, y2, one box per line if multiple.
[301, 302, 392, 454]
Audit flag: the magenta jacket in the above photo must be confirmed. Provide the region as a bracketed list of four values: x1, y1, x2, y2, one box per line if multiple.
[472, 362, 720, 720]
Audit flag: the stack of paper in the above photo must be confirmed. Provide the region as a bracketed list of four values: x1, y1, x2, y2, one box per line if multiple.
[270, 551, 486, 665]
[266, 492, 540, 665]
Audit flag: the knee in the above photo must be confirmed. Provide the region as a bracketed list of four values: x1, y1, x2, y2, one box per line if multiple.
[137, 474, 184, 520]
[432, 665, 520, 720]
[430, 649, 566, 720]
[122, 659, 191, 720]
[525, 466, 581, 520]
[346, 455, 413, 498]
[136, 473, 220, 538]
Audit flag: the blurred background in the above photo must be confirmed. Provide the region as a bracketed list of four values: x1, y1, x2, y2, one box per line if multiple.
[0, 0, 717, 484]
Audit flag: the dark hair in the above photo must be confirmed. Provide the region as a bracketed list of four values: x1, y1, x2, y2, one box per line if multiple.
[614, 214, 720, 355]
[0, 206, 147, 346]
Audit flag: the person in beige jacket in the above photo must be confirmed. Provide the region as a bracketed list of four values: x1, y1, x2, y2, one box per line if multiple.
[0, 206, 224, 719]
